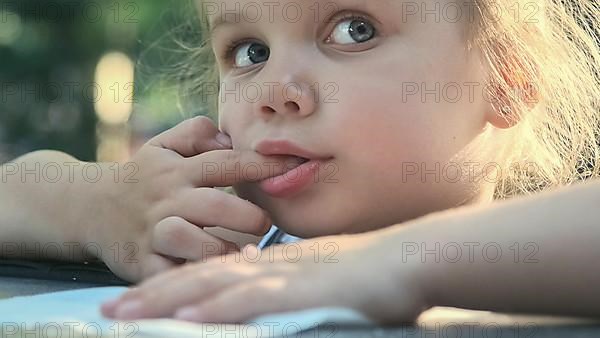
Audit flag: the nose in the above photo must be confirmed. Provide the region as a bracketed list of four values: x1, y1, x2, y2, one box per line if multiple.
[254, 79, 317, 119]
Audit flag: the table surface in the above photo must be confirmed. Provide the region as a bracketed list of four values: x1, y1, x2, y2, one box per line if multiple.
[1, 260, 600, 338]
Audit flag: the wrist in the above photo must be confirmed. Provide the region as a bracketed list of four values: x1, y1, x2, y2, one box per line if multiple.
[70, 161, 122, 261]
[351, 226, 433, 321]
[377, 214, 456, 311]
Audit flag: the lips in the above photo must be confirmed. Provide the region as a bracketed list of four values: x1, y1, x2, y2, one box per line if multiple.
[255, 140, 332, 174]
[254, 140, 334, 198]
[256, 140, 331, 160]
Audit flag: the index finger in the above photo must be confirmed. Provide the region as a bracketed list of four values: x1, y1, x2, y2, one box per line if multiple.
[182, 149, 304, 187]
[148, 116, 231, 157]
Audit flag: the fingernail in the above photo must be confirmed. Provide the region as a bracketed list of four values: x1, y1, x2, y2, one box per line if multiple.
[175, 307, 204, 322]
[263, 215, 273, 232]
[114, 300, 144, 319]
[216, 133, 232, 148]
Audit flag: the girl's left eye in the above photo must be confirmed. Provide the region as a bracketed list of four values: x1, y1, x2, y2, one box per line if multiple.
[327, 18, 376, 45]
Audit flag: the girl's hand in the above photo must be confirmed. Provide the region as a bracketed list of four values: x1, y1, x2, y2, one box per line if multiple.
[82, 117, 299, 282]
[101, 232, 430, 324]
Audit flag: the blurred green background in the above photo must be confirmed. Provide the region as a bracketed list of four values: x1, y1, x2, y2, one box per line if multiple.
[0, 0, 203, 163]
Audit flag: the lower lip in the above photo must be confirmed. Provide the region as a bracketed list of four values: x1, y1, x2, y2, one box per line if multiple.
[258, 159, 327, 198]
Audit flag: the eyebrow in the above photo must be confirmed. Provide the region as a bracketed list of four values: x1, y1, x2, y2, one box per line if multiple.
[207, 0, 377, 35]
[208, 13, 243, 35]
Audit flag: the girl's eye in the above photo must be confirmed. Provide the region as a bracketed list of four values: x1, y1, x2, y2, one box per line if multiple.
[327, 18, 376, 45]
[232, 42, 270, 68]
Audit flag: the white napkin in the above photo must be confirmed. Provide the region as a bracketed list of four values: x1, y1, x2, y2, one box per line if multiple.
[0, 287, 373, 337]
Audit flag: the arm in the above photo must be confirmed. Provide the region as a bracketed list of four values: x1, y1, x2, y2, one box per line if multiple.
[0, 151, 260, 259]
[392, 179, 600, 317]
[0, 117, 294, 282]
[0, 150, 94, 261]
[102, 178, 600, 322]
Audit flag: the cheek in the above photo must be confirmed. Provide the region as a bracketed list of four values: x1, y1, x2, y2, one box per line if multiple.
[327, 75, 485, 170]
[218, 99, 254, 146]
[326, 78, 441, 166]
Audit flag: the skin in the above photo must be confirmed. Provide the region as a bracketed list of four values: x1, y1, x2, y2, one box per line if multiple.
[0, 116, 300, 282]
[101, 0, 600, 324]
[102, 179, 600, 323]
[215, 0, 503, 238]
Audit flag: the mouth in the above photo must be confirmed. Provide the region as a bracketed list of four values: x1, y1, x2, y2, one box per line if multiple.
[281, 155, 315, 175]
[254, 140, 334, 198]
[292, 156, 311, 166]
[255, 139, 333, 172]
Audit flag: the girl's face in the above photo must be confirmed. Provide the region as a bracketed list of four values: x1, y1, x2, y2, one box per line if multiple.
[208, 0, 496, 237]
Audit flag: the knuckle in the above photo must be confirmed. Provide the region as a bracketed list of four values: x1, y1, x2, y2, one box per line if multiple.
[188, 116, 215, 135]
[155, 217, 188, 248]
[153, 157, 181, 180]
[165, 162, 182, 178]
[205, 190, 228, 210]
[240, 284, 266, 304]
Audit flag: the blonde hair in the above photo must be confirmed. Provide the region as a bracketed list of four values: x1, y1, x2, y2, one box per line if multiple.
[468, 0, 600, 198]
[177, 0, 600, 199]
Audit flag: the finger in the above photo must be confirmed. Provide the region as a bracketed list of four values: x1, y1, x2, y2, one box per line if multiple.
[152, 216, 239, 260]
[103, 263, 196, 319]
[101, 295, 127, 318]
[102, 254, 177, 318]
[114, 249, 249, 302]
[148, 116, 232, 157]
[168, 188, 272, 235]
[183, 150, 306, 187]
[174, 278, 299, 324]
[109, 267, 247, 320]
[141, 253, 181, 279]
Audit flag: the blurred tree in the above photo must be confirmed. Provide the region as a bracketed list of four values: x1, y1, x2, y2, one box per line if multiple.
[0, 0, 196, 162]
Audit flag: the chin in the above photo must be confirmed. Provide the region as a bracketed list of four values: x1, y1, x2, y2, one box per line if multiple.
[265, 198, 391, 238]
[270, 213, 350, 238]
[270, 206, 412, 238]
[234, 182, 403, 238]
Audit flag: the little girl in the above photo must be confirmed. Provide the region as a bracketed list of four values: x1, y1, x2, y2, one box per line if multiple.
[101, 0, 600, 324]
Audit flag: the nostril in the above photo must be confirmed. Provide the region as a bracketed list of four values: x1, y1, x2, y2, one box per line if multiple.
[261, 106, 276, 114]
[285, 101, 300, 112]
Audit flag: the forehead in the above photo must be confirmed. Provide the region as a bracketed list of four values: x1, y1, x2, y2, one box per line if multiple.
[198, 0, 406, 29]
[198, 0, 470, 30]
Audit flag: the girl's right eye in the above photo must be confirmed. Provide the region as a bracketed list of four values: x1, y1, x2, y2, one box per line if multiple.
[229, 42, 270, 68]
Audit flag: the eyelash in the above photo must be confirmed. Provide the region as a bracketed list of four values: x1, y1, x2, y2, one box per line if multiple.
[219, 11, 375, 64]
[222, 38, 255, 63]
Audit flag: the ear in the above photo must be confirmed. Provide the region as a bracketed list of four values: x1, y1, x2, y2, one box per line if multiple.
[485, 83, 520, 129]
[485, 53, 540, 130]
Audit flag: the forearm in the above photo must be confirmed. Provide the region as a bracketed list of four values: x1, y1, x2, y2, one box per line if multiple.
[0, 150, 98, 261]
[384, 180, 600, 317]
